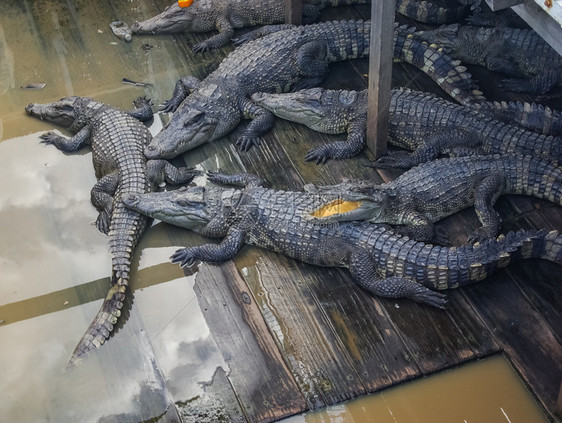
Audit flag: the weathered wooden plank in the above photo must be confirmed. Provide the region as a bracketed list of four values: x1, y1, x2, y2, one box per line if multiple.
[193, 261, 307, 422]
[463, 271, 562, 418]
[366, 0, 395, 159]
[285, 0, 303, 25]
[237, 252, 368, 409]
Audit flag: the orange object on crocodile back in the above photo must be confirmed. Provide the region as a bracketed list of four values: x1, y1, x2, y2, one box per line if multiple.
[178, 0, 194, 7]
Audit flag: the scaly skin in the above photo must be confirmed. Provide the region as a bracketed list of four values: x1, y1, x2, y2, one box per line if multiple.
[122, 171, 562, 309]
[414, 24, 562, 95]
[145, 20, 483, 160]
[131, 0, 470, 52]
[305, 154, 562, 243]
[25, 97, 199, 367]
[251, 87, 562, 164]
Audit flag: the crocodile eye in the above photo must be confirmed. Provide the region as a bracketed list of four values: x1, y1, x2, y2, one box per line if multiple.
[176, 199, 191, 207]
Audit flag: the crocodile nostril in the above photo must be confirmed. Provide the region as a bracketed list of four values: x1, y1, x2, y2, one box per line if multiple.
[147, 145, 155, 151]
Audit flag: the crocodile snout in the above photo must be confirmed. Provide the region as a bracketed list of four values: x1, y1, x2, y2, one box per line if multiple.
[25, 103, 35, 114]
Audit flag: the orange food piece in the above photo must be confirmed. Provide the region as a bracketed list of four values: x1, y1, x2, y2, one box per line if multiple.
[178, 0, 194, 7]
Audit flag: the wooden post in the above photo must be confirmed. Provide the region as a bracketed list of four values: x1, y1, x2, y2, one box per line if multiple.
[556, 380, 562, 419]
[366, 0, 396, 159]
[285, 0, 302, 25]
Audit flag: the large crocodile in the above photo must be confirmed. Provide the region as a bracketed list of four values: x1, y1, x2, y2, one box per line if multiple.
[25, 96, 199, 367]
[122, 171, 562, 309]
[131, 0, 473, 52]
[144, 20, 483, 160]
[304, 154, 562, 243]
[251, 87, 562, 164]
[414, 24, 562, 95]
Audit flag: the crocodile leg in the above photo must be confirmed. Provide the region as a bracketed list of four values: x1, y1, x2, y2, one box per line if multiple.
[160, 76, 202, 113]
[305, 120, 366, 164]
[232, 24, 295, 46]
[237, 98, 276, 151]
[171, 228, 246, 266]
[374, 128, 482, 168]
[193, 15, 234, 53]
[126, 96, 153, 122]
[501, 70, 561, 95]
[39, 126, 91, 152]
[146, 159, 200, 186]
[347, 244, 448, 308]
[293, 40, 330, 90]
[91, 172, 119, 235]
[206, 170, 265, 188]
[468, 173, 506, 244]
[396, 210, 436, 242]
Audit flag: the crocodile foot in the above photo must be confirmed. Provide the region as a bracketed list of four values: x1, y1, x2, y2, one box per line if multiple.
[468, 226, 497, 244]
[159, 97, 181, 114]
[192, 40, 212, 54]
[236, 135, 260, 152]
[171, 247, 198, 267]
[96, 210, 112, 235]
[305, 145, 331, 165]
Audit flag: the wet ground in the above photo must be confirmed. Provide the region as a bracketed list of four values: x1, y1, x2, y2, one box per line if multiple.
[0, 1, 558, 422]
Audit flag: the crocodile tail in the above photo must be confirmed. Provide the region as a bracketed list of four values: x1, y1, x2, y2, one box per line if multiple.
[393, 24, 484, 105]
[396, 0, 470, 24]
[66, 277, 127, 369]
[476, 101, 562, 137]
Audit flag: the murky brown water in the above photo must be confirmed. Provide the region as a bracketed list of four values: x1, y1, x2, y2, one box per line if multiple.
[282, 355, 548, 423]
[0, 1, 554, 422]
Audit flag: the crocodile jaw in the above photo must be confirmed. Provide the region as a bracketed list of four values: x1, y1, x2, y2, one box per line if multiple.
[251, 89, 327, 128]
[122, 188, 211, 230]
[131, 3, 193, 34]
[25, 97, 78, 127]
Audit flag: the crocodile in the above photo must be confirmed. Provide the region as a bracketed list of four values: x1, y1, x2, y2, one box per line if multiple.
[25, 96, 199, 367]
[144, 20, 483, 160]
[131, 0, 474, 52]
[413, 24, 562, 95]
[251, 87, 562, 164]
[304, 154, 562, 243]
[121, 171, 562, 309]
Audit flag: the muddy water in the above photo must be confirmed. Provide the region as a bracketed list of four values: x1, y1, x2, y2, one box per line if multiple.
[0, 1, 227, 422]
[282, 354, 548, 423]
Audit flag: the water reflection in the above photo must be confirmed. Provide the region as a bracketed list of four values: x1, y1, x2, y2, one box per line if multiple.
[0, 24, 15, 97]
[0, 132, 226, 422]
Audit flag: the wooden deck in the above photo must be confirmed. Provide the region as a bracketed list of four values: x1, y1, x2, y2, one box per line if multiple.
[0, 1, 561, 422]
[169, 5, 562, 422]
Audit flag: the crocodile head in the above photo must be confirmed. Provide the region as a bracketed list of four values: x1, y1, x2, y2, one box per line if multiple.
[25, 97, 80, 128]
[145, 91, 235, 159]
[122, 186, 217, 231]
[252, 88, 357, 134]
[131, 2, 217, 34]
[307, 182, 393, 223]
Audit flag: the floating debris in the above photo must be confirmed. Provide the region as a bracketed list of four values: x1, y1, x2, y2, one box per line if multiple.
[109, 20, 132, 42]
[122, 77, 153, 88]
[141, 43, 154, 52]
[20, 83, 46, 90]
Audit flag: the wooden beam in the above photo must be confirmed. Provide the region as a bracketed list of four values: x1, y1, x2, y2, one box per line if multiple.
[512, 0, 562, 56]
[366, 0, 396, 159]
[285, 0, 302, 25]
[484, 0, 523, 11]
[554, 382, 562, 418]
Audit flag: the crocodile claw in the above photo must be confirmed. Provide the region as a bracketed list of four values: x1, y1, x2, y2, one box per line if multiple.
[236, 136, 260, 152]
[159, 98, 180, 114]
[192, 41, 211, 54]
[39, 132, 59, 146]
[305, 146, 330, 165]
[415, 290, 448, 309]
[95, 211, 111, 235]
[171, 247, 198, 267]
